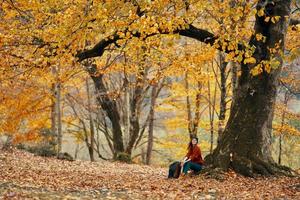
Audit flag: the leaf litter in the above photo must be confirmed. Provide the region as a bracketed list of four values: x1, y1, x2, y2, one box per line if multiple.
[0, 149, 299, 199]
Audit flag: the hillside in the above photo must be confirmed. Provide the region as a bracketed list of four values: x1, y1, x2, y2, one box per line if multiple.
[0, 149, 299, 199]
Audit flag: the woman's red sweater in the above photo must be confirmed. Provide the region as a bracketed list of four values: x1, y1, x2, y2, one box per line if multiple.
[186, 145, 204, 165]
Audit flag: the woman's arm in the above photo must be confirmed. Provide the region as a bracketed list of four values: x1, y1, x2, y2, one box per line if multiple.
[181, 157, 190, 167]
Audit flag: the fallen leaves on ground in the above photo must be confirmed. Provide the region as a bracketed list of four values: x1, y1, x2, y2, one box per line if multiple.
[0, 149, 299, 199]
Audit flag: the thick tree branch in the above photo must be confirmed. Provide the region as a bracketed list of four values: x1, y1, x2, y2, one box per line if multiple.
[77, 33, 119, 62]
[76, 11, 298, 62]
[76, 19, 297, 62]
[76, 25, 219, 62]
[177, 25, 217, 45]
[290, 18, 300, 26]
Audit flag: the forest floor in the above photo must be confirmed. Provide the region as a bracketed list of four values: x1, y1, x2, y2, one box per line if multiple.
[0, 149, 299, 200]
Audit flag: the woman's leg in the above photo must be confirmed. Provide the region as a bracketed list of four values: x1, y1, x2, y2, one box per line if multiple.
[182, 161, 191, 174]
[189, 162, 202, 173]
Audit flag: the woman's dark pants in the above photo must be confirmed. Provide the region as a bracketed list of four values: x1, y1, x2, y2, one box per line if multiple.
[183, 161, 202, 174]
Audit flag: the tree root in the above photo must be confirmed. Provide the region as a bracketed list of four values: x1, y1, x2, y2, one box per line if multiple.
[206, 153, 298, 177]
[200, 166, 227, 181]
[230, 156, 296, 177]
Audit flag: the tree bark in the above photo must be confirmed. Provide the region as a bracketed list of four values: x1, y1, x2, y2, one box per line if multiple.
[278, 133, 282, 165]
[96, 110, 115, 154]
[91, 72, 124, 158]
[146, 85, 157, 165]
[193, 81, 202, 137]
[50, 82, 56, 146]
[207, 63, 217, 154]
[56, 79, 62, 155]
[230, 62, 238, 106]
[278, 91, 289, 165]
[217, 53, 228, 144]
[74, 143, 79, 160]
[184, 72, 193, 137]
[185, 71, 203, 138]
[51, 65, 62, 156]
[205, 0, 293, 176]
[125, 66, 145, 155]
[86, 78, 95, 161]
[123, 77, 130, 149]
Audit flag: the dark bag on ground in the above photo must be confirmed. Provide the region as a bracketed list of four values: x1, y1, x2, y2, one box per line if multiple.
[168, 161, 181, 178]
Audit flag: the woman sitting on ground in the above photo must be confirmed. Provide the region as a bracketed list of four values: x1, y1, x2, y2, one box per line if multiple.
[181, 137, 204, 175]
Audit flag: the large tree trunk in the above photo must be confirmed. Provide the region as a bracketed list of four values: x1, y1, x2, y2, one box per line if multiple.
[205, 0, 293, 176]
[91, 72, 124, 158]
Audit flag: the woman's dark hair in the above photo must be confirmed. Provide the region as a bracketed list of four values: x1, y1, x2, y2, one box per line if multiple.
[187, 137, 198, 150]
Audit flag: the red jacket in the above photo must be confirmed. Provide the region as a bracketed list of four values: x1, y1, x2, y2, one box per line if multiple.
[186, 145, 204, 165]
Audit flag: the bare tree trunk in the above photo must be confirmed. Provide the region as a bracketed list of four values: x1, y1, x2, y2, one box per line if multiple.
[146, 85, 157, 165]
[192, 81, 202, 136]
[141, 147, 146, 164]
[208, 61, 217, 153]
[91, 73, 124, 158]
[185, 70, 203, 139]
[278, 91, 289, 165]
[56, 80, 62, 155]
[74, 143, 79, 159]
[126, 66, 145, 155]
[123, 77, 130, 149]
[184, 72, 193, 137]
[51, 82, 57, 144]
[3, 135, 13, 150]
[51, 65, 62, 156]
[278, 134, 282, 165]
[217, 53, 228, 144]
[86, 78, 95, 161]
